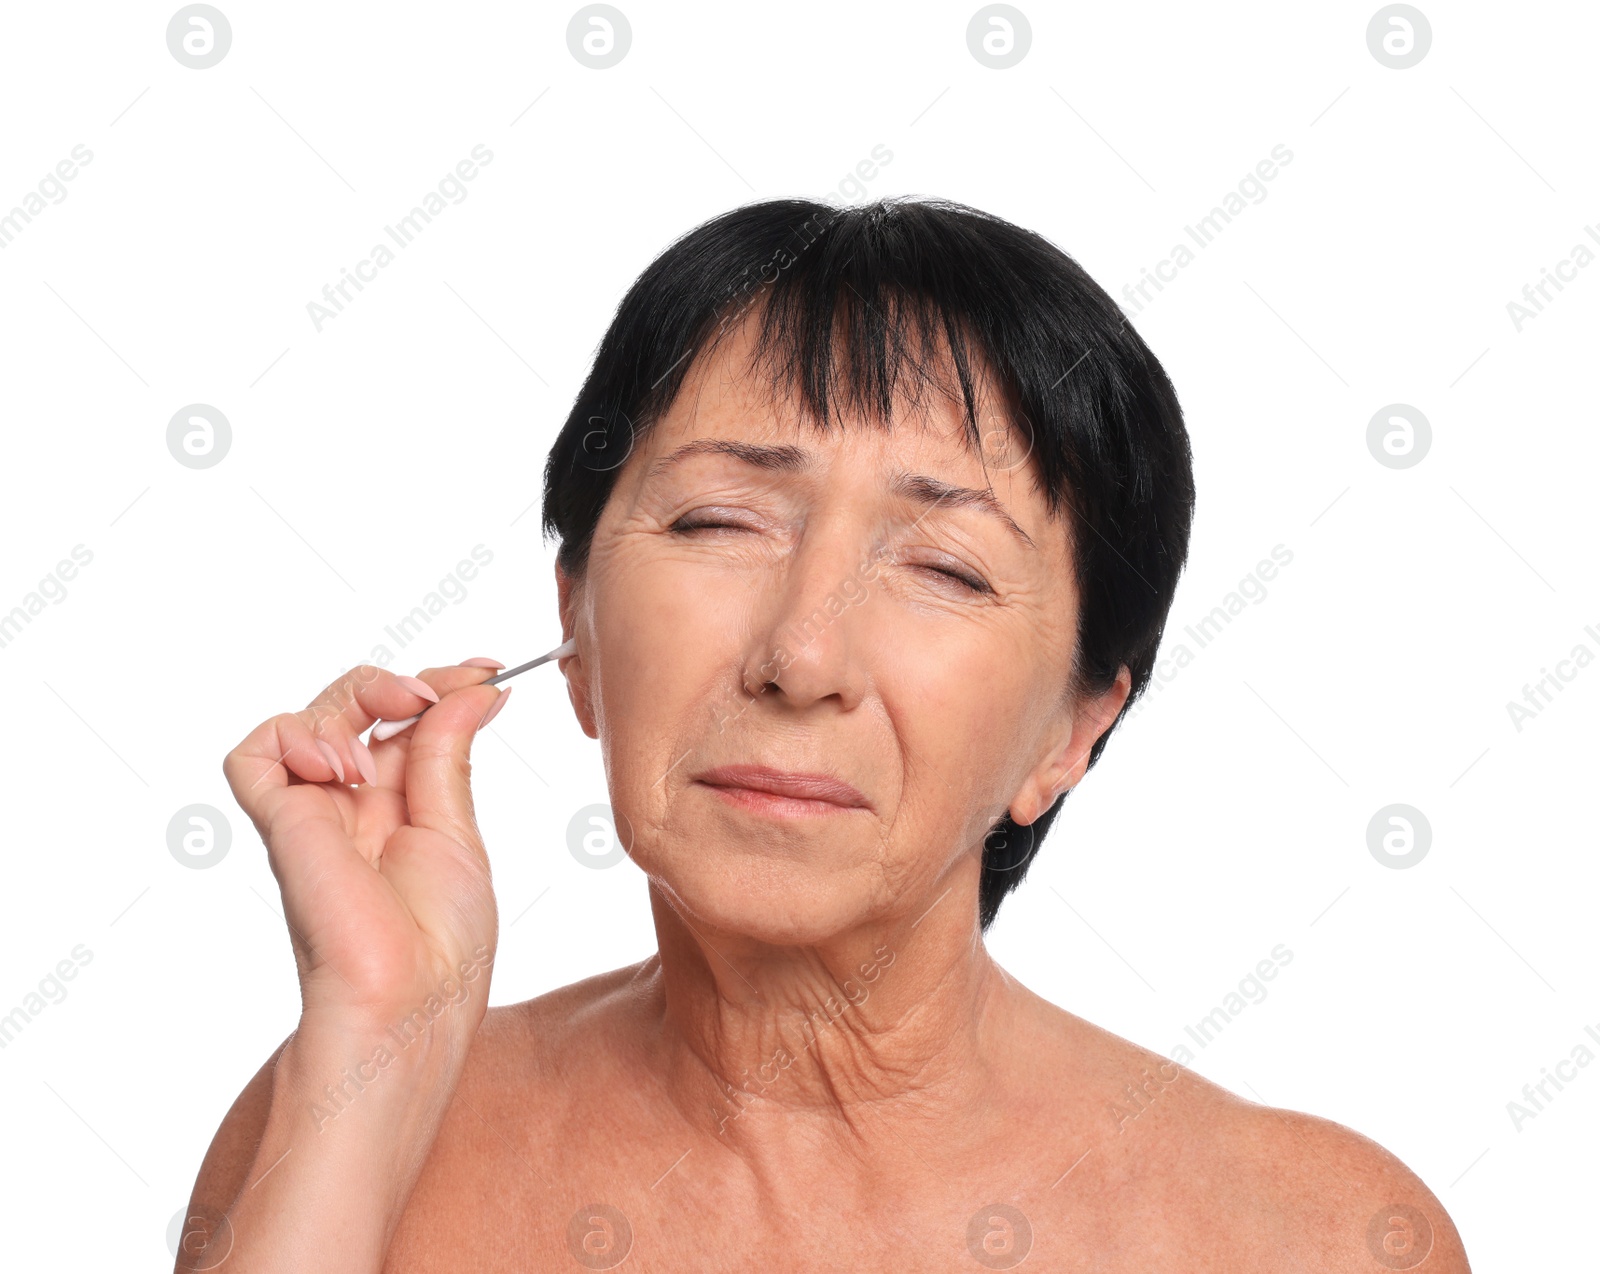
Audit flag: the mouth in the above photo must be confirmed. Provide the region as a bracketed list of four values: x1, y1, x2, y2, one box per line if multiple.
[693, 764, 870, 817]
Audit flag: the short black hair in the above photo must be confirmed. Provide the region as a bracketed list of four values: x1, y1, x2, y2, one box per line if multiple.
[541, 196, 1195, 931]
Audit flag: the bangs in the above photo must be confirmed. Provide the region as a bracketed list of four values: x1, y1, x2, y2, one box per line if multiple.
[722, 217, 987, 419]
[546, 197, 1112, 573]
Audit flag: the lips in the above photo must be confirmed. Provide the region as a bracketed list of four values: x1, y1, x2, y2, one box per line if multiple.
[694, 764, 869, 810]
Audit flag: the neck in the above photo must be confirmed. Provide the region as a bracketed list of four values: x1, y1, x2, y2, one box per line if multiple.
[639, 869, 1015, 1187]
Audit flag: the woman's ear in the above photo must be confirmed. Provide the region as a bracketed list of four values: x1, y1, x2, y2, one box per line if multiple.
[555, 561, 598, 739]
[1008, 665, 1132, 826]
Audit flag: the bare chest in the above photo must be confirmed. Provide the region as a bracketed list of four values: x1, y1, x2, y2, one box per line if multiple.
[379, 1101, 1257, 1274]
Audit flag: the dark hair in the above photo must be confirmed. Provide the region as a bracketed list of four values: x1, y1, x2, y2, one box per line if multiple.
[542, 196, 1194, 931]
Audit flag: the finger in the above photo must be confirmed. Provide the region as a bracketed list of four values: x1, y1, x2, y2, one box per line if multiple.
[400, 681, 509, 860]
[283, 664, 494, 792]
[297, 664, 444, 739]
[348, 734, 380, 787]
[402, 663, 506, 700]
[223, 663, 452, 818]
[223, 710, 350, 839]
[362, 664, 504, 785]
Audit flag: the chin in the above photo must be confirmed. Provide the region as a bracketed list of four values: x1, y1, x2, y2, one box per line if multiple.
[643, 833, 886, 947]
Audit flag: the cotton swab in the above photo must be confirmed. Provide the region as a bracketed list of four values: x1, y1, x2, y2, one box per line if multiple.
[368, 638, 576, 742]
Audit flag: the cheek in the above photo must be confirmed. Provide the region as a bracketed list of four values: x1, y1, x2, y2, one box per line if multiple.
[587, 549, 749, 762]
[872, 621, 1038, 828]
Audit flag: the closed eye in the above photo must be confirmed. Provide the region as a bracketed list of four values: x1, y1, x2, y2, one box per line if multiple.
[918, 564, 991, 594]
[670, 517, 992, 594]
[666, 515, 751, 534]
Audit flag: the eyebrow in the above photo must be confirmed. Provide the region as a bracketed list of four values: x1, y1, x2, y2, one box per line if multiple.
[645, 438, 1035, 550]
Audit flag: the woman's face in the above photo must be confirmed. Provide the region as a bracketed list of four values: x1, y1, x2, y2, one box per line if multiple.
[559, 318, 1125, 942]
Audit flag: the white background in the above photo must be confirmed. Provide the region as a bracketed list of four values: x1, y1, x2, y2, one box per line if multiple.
[1, 1, 1594, 1268]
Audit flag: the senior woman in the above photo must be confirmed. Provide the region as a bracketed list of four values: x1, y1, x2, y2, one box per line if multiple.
[182, 197, 1467, 1272]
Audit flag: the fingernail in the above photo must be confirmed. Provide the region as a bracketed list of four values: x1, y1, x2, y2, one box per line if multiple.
[315, 739, 346, 783]
[459, 657, 506, 670]
[349, 735, 379, 786]
[479, 686, 513, 729]
[396, 674, 441, 703]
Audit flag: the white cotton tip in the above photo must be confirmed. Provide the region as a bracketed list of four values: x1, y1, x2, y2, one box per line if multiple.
[550, 638, 577, 660]
[370, 714, 420, 742]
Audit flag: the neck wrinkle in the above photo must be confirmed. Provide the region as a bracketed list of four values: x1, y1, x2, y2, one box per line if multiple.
[639, 879, 1012, 1182]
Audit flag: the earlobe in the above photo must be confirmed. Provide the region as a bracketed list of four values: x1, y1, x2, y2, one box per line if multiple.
[1009, 665, 1131, 826]
[566, 665, 598, 739]
[1008, 778, 1071, 828]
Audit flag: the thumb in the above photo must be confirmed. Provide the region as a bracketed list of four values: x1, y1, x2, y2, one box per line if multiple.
[402, 684, 508, 855]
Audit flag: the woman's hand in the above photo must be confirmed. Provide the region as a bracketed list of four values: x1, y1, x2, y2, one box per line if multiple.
[222, 661, 508, 1043]
[176, 662, 511, 1273]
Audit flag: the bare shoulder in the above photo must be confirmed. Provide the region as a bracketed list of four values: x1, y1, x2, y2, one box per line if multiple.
[1219, 1096, 1471, 1273]
[384, 960, 662, 1270]
[466, 958, 656, 1075]
[1009, 994, 1470, 1271]
[442, 956, 659, 1133]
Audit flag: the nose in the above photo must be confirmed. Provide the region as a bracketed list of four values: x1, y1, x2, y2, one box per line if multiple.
[739, 520, 871, 714]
